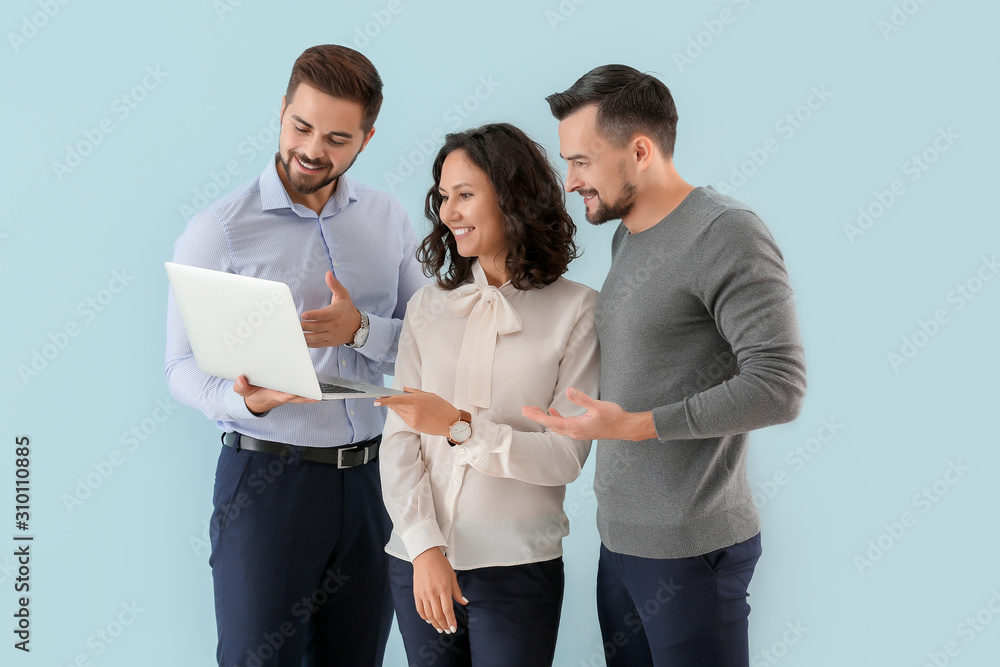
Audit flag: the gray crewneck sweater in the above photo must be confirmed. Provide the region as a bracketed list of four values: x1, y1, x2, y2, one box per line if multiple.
[594, 186, 806, 559]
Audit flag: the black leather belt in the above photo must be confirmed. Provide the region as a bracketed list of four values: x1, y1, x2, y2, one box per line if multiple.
[221, 432, 380, 469]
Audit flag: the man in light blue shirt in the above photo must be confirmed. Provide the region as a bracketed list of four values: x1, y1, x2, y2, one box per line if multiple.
[165, 44, 425, 666]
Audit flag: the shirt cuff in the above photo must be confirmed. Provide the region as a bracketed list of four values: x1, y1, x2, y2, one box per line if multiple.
[652, 401, 693, 441]
[459, 416, 503, 469]
[223, 383, 268, 420]
[400, 519, 448, 559]
[354, 312, 393, 362]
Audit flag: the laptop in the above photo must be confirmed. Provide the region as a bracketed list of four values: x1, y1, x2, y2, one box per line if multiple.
[165, 262, 404, 401]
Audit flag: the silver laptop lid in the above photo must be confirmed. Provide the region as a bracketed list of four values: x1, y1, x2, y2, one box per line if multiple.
[165, 262, 324, 400]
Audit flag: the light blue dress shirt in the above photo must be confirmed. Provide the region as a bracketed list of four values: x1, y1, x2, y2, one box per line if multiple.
[165, 156, 428, 447]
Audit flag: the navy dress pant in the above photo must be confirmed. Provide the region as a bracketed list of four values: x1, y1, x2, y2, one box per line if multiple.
[597, 533, 762, 667]
[210, 443, 393, 667]
[388, 555, 564, 667]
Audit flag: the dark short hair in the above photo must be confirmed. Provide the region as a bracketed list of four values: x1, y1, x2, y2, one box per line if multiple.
[286, 45, 383, 131]
[418, 123, 579, 291]
[546, 64, 679, 157]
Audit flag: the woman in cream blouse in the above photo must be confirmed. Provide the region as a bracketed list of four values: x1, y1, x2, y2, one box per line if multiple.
[375, 123, 599, 666]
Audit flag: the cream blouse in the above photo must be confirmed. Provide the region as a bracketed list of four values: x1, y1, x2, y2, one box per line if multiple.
[380, 260, 600, 569]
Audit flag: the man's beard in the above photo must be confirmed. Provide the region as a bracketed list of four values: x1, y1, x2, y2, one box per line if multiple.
[584, 162, 637, 225]
[279, 148, 361, 195]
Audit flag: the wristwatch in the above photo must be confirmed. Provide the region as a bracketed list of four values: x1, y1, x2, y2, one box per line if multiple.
[447, 410, 473, 446]
[345, 310, 370, 349]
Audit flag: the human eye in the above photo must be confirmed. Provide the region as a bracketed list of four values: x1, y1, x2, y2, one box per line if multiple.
[294, 125, 308, 134]
[459, 192, 473, 200]
[328, 137, 346, 147]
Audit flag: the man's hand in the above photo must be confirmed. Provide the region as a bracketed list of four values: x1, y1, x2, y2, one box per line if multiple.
[374, 387, 459, 438]
[233, 375, 319, 415]
[522, 387, 657, 441]
[411, 547, 467, 634]
[301, 271, 363, 348]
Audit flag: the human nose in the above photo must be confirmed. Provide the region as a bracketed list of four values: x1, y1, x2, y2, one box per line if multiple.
[302, 133, 325, 160]
[564, 167, 582, 193]
[440, 197, 459, 223]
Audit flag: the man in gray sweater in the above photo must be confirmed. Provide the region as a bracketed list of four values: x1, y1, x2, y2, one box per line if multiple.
[523, 65, 807, 666]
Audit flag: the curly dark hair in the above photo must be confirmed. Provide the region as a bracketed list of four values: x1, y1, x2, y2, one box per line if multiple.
[417, 123, 580, 291]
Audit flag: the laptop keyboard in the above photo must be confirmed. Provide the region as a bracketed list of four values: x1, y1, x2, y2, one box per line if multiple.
[319, 382, 365, 394]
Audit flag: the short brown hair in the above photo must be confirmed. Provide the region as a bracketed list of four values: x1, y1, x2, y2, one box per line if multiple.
[547, 64, 678, 158]
[286, 45, 383, 131]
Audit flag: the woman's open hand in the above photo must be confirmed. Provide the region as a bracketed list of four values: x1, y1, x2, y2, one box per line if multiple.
[375, 387, 460, 438]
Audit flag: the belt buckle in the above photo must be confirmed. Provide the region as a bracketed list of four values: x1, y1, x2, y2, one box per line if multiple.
[336, 445, 359, 470]
[336, 442, 370, 469]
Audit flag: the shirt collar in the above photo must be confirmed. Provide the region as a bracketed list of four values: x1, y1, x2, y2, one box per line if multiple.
[470, 259, 517, 297]
[259, 154, 358, 217]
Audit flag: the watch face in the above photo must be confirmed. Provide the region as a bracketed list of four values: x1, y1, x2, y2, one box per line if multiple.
[349, 313, 370, 348]
[354, 327, 370, 347]
[449, 421, 472, 443]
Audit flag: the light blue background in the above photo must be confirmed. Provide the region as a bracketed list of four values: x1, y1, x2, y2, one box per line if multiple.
[2, 0, 998, 665]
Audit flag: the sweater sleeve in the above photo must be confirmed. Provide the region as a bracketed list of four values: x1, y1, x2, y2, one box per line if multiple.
[652, 210, 807, 440]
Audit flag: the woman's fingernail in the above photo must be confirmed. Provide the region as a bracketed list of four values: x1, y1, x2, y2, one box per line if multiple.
[449, 625, 457, 633]
[436, 627, 443, 634]
[373, 401, 381, 406]
[461, 597, 469, 604]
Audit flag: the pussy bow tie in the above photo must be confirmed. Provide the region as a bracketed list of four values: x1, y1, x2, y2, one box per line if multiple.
[444, 266, 522, 409]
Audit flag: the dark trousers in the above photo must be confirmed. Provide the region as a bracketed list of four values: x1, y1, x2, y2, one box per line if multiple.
[209, 443, 393, 667]
[388, 555, 564, 667]
[597, 533, 762, 667]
